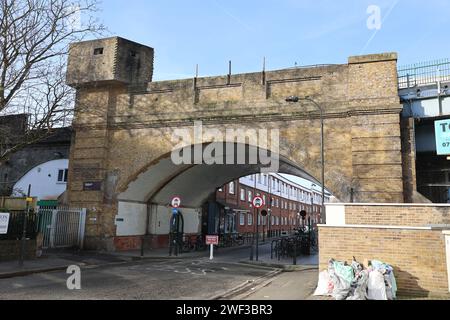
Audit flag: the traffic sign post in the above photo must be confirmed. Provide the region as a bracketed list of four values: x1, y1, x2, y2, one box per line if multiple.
[169, 196, 183, 257]
[252, 196, 264, 262]
[206, 235, 219, 260]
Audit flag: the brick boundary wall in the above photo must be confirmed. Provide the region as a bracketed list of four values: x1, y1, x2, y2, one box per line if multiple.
[319, 227, 448, 296]
[345, 204, 450, 227]
[320, 204, 450, 296]
[0, 240, 37, 262]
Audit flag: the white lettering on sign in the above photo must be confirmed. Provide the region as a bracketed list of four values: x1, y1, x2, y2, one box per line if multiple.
[206, 235, 219, 245]
[0, 213, 10, 235]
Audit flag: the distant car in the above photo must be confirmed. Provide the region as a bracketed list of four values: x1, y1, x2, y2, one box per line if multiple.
[280, 231, 289, 237]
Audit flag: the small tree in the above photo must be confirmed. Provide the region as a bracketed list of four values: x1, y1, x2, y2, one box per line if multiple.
[0, 0, 104, 165]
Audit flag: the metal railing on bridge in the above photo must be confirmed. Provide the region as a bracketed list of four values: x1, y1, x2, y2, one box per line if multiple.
[398, 59, 450, 89]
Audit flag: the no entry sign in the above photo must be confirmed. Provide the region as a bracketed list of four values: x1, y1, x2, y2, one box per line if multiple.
[252, 196, 264, 209]
[171, 196, 181, 208]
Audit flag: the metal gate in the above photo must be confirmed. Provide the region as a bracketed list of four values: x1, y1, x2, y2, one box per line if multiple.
[38, 206, 87, 249]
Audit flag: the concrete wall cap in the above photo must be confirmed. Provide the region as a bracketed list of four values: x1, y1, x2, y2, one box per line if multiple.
[325, 203, 450, 208]
[348, 52, 398, 64]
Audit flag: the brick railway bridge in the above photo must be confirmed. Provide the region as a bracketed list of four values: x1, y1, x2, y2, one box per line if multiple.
[66, 37, 416, 251]
[66, 37, 450, 296]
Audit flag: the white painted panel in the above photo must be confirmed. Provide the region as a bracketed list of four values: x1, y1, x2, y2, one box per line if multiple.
[13, 159, 69, 200]
[115, 202, 147, 236]
[148, 205, 200, 235]
[441, 97, 450, 116]
[325, 204, 345, 226]
[183, 208, 201, 234]
[411, 99, 440, 118]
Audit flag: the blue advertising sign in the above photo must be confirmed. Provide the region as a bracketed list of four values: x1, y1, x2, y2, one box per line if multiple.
[435, 120, 450, 155]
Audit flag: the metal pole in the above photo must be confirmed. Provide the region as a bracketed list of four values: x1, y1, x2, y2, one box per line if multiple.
[293, 239, 297, 265]
[303, 97, 326, 224]
[285, 96, 325, 223]
[256, 208, 259, 261]
[263, 215, 266, 242]
[19, 184, 31, 267]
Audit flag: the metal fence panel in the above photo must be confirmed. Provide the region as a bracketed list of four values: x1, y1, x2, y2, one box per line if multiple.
[37, 206, 86, 249]
[0, 210, 38, 241]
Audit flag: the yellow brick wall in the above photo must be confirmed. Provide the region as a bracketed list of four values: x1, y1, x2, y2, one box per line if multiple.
[345, 205, 450, 226]
[319, 226, 449, 295]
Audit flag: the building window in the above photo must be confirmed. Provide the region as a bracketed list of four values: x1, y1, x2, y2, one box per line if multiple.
[93, 47, 104, 55]
[271, 216, 274, 226]
[263, 195, 266, 206]
[264, 175, 267, 186]
[240, 213, 245, 226]
[258, 174, 262, 184]
[248, 213, 253, 226]
[229, 182, 235, 194]
[248, 190, 253, 202]
[57, 169, 68, 183]
[240, 188, 246, 201]
[276, 199, 279, 207]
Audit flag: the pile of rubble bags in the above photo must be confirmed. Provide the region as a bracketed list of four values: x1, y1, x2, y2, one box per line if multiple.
[314, 258, 397, 300]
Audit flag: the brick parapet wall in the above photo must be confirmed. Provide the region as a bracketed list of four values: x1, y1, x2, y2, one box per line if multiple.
[319, 227, 449, 295]
[344, 205, 450, 227]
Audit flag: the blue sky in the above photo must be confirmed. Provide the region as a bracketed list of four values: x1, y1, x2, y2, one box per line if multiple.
[100, 0, 450, 81]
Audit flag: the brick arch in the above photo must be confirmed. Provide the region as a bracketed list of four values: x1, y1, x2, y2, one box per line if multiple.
[117, 141, 322, 208]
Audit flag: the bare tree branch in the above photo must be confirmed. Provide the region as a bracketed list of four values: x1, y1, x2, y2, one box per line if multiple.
[0, 0, 105, 164]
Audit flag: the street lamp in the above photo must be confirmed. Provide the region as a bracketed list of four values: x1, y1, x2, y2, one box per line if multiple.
[286, 96, 326, 224]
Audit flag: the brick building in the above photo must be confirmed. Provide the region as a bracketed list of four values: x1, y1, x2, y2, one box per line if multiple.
[210, 173, 331, 239]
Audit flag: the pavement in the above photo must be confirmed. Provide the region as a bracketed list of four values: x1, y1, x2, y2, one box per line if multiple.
[0, 256, 283, 300]
[0, 241, 322, 300]
[0, 241, 318, 279]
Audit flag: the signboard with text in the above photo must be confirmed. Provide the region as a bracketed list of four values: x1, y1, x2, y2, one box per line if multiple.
[206, 235, 219, 245]
[83, 181, 102, 191]
[435, 119, 450, 155]
[0, 213, 10, 235]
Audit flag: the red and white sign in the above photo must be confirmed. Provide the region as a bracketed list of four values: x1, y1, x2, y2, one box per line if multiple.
[171, 196, 182, 208]
[206, 235, 219, 245]
[252, 196, 264, 209]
